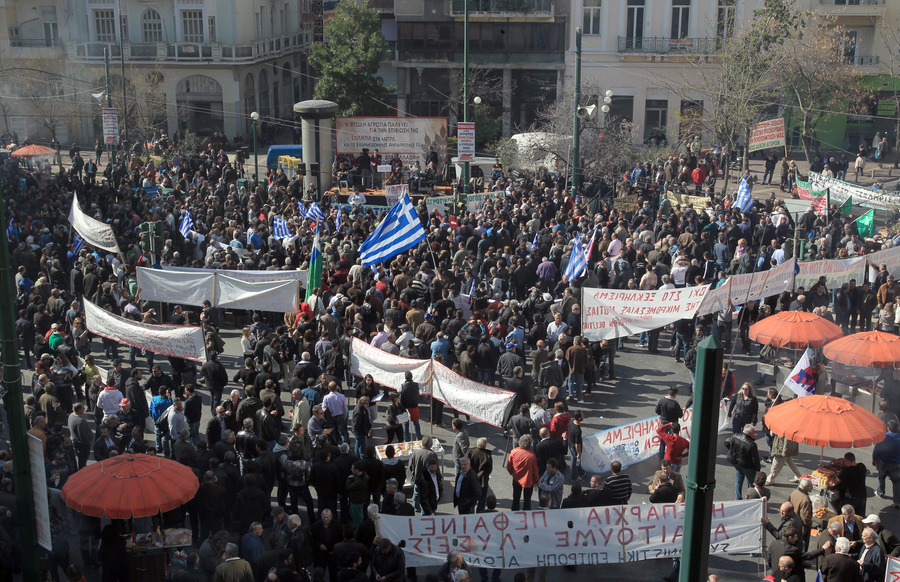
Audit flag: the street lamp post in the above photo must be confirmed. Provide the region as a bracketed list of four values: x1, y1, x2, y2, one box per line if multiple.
[462, 0, 470, 199]
[250, 111, 260, 184]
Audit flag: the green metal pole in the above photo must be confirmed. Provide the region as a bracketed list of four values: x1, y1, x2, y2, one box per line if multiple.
[118, 0, 128, 143]
[462, 0, 469, 198]
[104, 47, 112, 107]
[0, 182, 42, 582]
[679, 334, 724, 582]
[253, 121, 258, 184]
[571, 26, 582, 197]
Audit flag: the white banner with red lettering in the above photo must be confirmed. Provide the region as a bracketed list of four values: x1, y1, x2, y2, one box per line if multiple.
[582, 286, 710, 340]
[379, 499, 764, 568]
[385, 184, 409, 206]
[696, 258, 797, 317]
[431, 362, 516, 428]
[580, 400, 731, 474]
[886, 556, 900, 582]
[795, 257, 866, 291]
[83, 299, 207, 362]
[349, 338, 433, 393]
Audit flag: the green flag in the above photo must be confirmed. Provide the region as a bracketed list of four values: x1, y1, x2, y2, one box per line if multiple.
[305, 223, 322, 302]
[857, 209, 875, 238]
[840, 196, 853, 217]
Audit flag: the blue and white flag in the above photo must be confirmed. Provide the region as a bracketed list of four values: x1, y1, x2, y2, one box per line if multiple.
[335, 206, 342, 233]
[307, 202, 326, 222]
[273, 216, 291, 240]
[563, 234, 587, 281]
[297, 201, 308, 219]
[469, 279, 476, 296]
[5, 219, 13, 242]
[736, 176, 753, 212]
[178, 211, 193, 238]
[359, 193, 427, 266]
[784, 348, 816, 397]
[72, 232, 84, 254]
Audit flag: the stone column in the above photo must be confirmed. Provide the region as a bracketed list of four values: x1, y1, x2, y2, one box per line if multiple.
[293, 99, 340, 193]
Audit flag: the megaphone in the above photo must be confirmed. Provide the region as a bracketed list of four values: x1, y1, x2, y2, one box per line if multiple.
[576, 104, 597, 119]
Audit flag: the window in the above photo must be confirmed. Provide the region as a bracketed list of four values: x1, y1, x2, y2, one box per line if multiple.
[608, 96, 634, 124]
[208, 16, 216, 42]
[644, 99, 668, 141]
[120, 14, 128, 42]
[716, 0, 735, 41]
[181, 10, 203, 43]
[41, 7, 58, 47]
[94, 9, 116, 42]
[679, 99, 703, 140]
[843, 31, 858, 64]
[142, 9, 163, 43]
[626, 0, 644, 47]
[583, 0, 601, 36]
[671, 0, 690, 40]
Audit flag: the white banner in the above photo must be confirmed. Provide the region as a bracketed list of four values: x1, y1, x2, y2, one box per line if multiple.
[582, 286, 710, 340]
[136, 268, 215, 307]
[696, 259, 797, 317]
[867, 246, 900, 283]
[68, 192, 121, 254]
[336, 117, 448, 167]
[29, 434, 52, 550]
[426, 191, 504, 215]
[102, 107, 119, 145]
[161, 266, 309, 286]
[795, 257, 866, 291]
[84, 299, 207, 362]
[808, 172, 897, 210]
[748, 118, 785, 152]
[350, 337, 433, 393]
[215, 274, 299, 312]
[380, 499, 764, 568]
[384, 184, 409, 206]
[432, 362, 516, 428]
[458, 121, 476, 162]
[581, 400, 731, 473]
[886, 556, 900, 582]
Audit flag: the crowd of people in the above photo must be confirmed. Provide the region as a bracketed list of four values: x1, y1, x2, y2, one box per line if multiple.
[0, 131, 899, 582]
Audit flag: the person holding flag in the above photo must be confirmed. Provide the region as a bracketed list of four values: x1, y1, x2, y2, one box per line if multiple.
[735, 175, 753, 213]
[179, 211, 193, 238]
[358, 193, 426, 266]
[306, 222, 322, 302]
[562, 234, 586, 282]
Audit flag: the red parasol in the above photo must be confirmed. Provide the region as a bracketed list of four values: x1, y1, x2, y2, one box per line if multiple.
[822, 331, 900, 368]
[9, 144, 58, 158]
[60, 454, 199, 519]
[748, 311, 844, 349]
[764, 394, 886, 448]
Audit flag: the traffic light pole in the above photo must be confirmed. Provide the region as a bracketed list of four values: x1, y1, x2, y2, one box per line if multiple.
[571, 26, 582, 197]
[0, 182, 42, 582]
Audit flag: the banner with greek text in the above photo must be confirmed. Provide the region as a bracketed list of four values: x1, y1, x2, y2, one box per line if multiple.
[68, 192, 121, 254]
[581, 287, 710, 341]
[666, 191, 712, 209]
[385, 184, 409, 206]
[808, 172, 897, 210]
[349, 337, 433, 393]
[83, 299, 206, 362]
[379, 499, 764, 568]
[885, 556, 900, 582]
[580, 400, 731, 474]
[696, 259, 797, 317]
[431, 362, 516, 428]
[426, 191, 504, 215]
[748, 118, 785, 152]
[867, 246, 900, 282]
[795, 257, 866, 291]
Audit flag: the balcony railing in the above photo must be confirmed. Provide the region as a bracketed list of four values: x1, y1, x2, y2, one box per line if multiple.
[9, 38, 61, 48]
[450, 0, 553, 15]
[617, 36, 718, 54]
[850, 55, 879, 66]
[69, 33, 308, 63]
[819, 0, 884, 5]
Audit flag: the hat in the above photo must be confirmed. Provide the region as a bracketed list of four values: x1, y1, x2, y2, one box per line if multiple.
[399, 324, 410, 331]
[505, 342, 517, 350]
[862, 514, 881, 525]
[120, 398, 130, 406]
[424, 313, 433, 319]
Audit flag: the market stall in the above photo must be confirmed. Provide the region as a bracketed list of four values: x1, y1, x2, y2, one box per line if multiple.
[749, 311, 843, 385]
[823, 331, 900, 410]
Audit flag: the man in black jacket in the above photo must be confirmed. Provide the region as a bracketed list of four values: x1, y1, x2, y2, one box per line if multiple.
[725, 424, 761, 500]
[201, 351, 228, 414]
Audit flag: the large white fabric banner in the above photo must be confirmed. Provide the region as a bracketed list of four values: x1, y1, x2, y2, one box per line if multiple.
[136, 268, 215, 307]
[380, 499, 764, 568]
[886, 556, 900, 582]
[808, 172, 897, 209]
[162, 266, 308, 286]
[83, 299, 207, 362]
[215, 275, 299, 312]
[581, 400, 730, 473]
[68, 193, 121, 254]
[867, 246, 900, 283]
[795, 257, 866, 291]
[582, 287, 710, 340]
[349, 338, 433, 393]
[431, 362, 516, 428]
[696, 259, 797, 317]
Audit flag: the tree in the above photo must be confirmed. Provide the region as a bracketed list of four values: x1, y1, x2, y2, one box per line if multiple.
[309, 0, 393, 116]
[780, 14, 861, 162]
[878, 26, 900, 167]
[14, 59, 81, 143]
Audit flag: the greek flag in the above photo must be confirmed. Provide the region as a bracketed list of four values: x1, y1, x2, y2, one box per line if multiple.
[179, 211, 193, 238]
[72, 232, 84, 254]
[297, 201, 308, 219]
[5, 219, 13, 242]
[736, 176, 753, 212]
[273, 216, 291, 240]
[563, 234, 587, 281]
[359, 193, 427, 266]
[307, 202, 326, 222]
[335, 206, 342, 233]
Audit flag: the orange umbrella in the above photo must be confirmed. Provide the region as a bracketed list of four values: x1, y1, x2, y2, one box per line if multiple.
[9, 144, 57, 157]
[60, 454, 199, 519]
[748, 311, 843, 349]
[823, 331, 900, 368]
[764, 395, 886, 448]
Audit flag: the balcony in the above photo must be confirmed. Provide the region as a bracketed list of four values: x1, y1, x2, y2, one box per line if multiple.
[368, 0, 394, 12]
[68, 32, 309, 64]
[849, 55, 879, 66]
[617, 37, 718, 55]
[450, 0, 554, 18]
[4, 38, 65, 58]
[817, 0, 885, 16]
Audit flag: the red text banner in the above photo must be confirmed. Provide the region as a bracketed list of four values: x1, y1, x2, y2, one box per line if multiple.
[581, 286, 709, 340]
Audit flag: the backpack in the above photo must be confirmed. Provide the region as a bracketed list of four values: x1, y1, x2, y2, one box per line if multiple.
[154, 406, 172, 437]
[724, 436, 740, 465]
